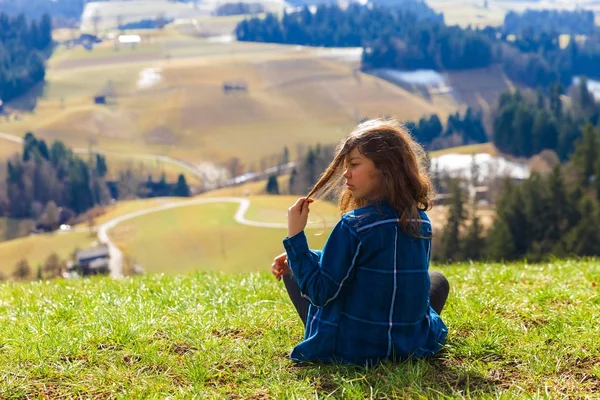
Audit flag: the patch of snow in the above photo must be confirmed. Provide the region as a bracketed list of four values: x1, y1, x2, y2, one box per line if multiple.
[573, 76, 600, 101]
[207, 35, 234, 43]
[137, 67, 162, 90]
[194, 162, 229, 185]
[312, 47, 363, 63]
[431, 153, 530, 182]
[378, 68, 446, 87]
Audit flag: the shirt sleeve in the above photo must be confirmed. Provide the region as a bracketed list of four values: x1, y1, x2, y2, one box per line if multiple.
[282, 218, 361, 307]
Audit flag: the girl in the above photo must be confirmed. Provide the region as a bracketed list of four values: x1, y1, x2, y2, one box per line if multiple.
[271, 118, 449, 366]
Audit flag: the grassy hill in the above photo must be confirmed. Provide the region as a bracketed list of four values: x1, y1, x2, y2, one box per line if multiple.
[0, 193, 338, 277]
[108, 195, 339, 275]
[0, 26, 460, 185]
[0, 259, 598, 398]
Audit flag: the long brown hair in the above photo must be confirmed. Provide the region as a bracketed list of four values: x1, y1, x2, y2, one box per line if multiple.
[306, 118, 434, 237]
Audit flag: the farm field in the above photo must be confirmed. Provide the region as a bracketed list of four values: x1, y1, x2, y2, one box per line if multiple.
[0, 231, 96, 278]
[0, 139, 20, 160]
[106, 195, 339, 275]
[426, 0, 600, 28]
[430, 142, 498, 158]
[0, 218, 35, 243]
[0, 193, 336, 277]
[0, 30, 460, 187]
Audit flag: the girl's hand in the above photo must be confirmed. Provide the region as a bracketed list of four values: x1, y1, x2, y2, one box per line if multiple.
[287, 197, 313, 238]
[271, 252, 290, 281]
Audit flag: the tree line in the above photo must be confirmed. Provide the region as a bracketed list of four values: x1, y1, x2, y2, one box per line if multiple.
[438, 124, 600, 262]
[493, 79, 600, 159]
[405, 108, 487, 151]
[235, 4, 491, 71]
[497, 28, 600, 88]
[502, 9, 595, 36]
[0, 133, 192, 223]
[0, 0, 85, 27]
[235, 5, 600, 90]
[236, 3, 441, 47]
[0, 12, 52, 103]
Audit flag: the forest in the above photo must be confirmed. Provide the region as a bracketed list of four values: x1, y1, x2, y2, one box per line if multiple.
[0, 134, 191, 224]
[236, 5, 600, 88]
[0, 12, 52, 103]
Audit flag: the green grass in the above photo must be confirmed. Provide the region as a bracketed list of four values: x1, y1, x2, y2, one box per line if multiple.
[0, 259, 598, 398]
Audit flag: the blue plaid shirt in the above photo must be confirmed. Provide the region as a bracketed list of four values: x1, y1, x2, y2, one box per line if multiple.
[283, 203, 447, 366]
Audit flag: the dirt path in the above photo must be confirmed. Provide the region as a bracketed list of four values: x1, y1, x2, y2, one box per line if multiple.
[97, 197, 290, 278]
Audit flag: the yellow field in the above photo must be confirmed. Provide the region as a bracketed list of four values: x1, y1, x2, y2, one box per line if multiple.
[0, 232, 96, 277]
[444, 66, 515, 117]
[0, 218, 35, 243]
[426, 0, 505, 28]
[108, 200, 332, 275]
[204, 174, 291, 197]
[0, 140, 20, 160]
[0, 30, 460, 180]
[91, 197, 188, 225]
[430, 142, 497, 157]
[426, 0, 600, 28]
[105, 194, 489, 275]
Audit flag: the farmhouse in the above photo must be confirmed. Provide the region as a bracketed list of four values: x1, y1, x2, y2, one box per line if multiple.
[75, 246, 110, 276]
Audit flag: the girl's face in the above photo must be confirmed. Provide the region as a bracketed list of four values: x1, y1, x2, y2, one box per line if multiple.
[343, 148, 382, 201]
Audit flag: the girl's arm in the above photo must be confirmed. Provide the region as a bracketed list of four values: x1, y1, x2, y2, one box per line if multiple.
[283, 218, 361, 307]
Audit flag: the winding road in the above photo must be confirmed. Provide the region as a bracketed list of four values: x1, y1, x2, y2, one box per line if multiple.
[0, 132, 308, 278]
[98, 197, 290, 278]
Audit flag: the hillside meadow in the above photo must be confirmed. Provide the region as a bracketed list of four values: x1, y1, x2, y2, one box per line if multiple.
[0, 193, 337, 277]
[0, 23, 460, 184]
[108, 196, 340, 275]
[0, 259, 598, 398]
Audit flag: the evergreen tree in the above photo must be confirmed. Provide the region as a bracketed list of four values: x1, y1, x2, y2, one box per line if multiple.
[520, 172, 549, 258]
[550, 82, 563, 117]
[282, 146, 289, 165]
[173, 174, 191, 197]
[439, 179, 467, 262]
[265, 174, 280, 194]
[95, 154, 108, 177]
[289, 167, 297, 194]
[561, 195, 600, 256]
[571, 123, 599, 186]
[485, 219, 517, 261]
[545, 165, 571, 246]
[485, 177, 527, 260]
[462, 214, 485, 261]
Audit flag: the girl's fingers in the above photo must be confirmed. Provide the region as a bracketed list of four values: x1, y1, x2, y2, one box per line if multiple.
[290, 197, 312, 213]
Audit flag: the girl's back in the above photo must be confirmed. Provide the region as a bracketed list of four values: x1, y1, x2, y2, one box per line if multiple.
[297, 204, 445, 365]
